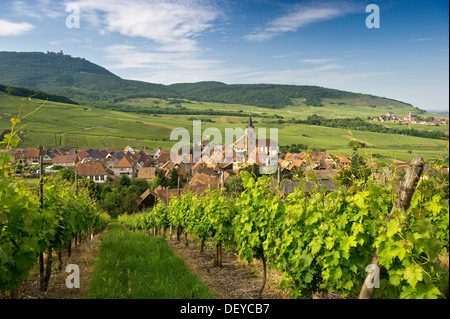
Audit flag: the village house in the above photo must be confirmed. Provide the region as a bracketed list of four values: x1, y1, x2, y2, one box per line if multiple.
[154, 148, 171, 166]
[131, 152, 154, 168]
[124, 145, 135, 155]
[287, 158, 304, 171]
[235, 142, 245, 160]
[105, 149, 125, 161]
[52, 154, 78, 168]
[139, 187, 189, 209]
[386, 112, 396, 118]
[334, 155, 352, 168]
[79, 156, 117, 176]
[51, 148, 77, 156]
[161, 160, 188, 180]
[42, 153, 53, 164]
[256, 138, 279, 157]
[189, 172, 220, 188]
[139, 188, 159, 209]
[12, 148, 43, 165]
[295, 151, 334, 170]
[75, 162, 108, 184]
[113, 155, 137, 179]
[77, 148, 105, 161]
[137, 167, 160, 182]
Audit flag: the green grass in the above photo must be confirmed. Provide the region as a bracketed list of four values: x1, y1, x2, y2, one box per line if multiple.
[88, 223, 215, 299]
[1, 92, 448, 163]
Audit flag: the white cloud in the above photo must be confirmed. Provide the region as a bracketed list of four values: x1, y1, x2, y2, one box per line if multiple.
[315, 63, 343, 71]
[65, 0, 220, 52]
[272, 51, 302, 59]
[235, 67, 392, 92]
[11, 0, 65, 19]
[0, 19, 35, 36]
[245, 1, 360, 42]
[49, 38, 82, 45]
[299, 58, 343, 70]
[102, 44, 245, 84]
[300, 58, 333, 64]
[409, 37, 437, 42]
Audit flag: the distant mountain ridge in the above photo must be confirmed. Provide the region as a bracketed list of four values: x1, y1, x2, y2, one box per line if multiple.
[0, 51, 178, 104]
[0, 51, 414, 109]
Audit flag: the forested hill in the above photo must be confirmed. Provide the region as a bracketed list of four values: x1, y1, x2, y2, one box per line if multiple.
[0, 51, 414, 109]
[0, 84, 78, 105]
[0, 51, 179, 103]
[168, 81, 384, 108]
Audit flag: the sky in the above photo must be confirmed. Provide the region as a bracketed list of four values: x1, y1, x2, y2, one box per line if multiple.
[0, 0, 448, 111]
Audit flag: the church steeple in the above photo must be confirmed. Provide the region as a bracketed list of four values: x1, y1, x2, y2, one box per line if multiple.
[244, 113, 255, 158]
[246, 114, 254, 129]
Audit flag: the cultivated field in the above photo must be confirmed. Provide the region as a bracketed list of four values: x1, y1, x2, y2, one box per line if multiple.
[1, 92, 448, 163]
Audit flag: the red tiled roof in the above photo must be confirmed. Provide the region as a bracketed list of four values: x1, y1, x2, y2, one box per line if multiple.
[157, 149, 171, 163]
[189, 172, 219, 187]
[137, 167, 159, 179]
[114, 155, 134, 168]
[335, 155, 351, 164]
[292, 158, 303, 167]
[284, 152, 298, 162]
[23, 148, 41, 158]
[75, 162, 107, 176]
[52, 155, 77, 164]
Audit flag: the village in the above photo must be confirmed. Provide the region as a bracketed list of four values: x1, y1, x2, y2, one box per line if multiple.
[10, 144, 353, 207]
[370, 111, 449, 125]
[9, 114, 447, 212]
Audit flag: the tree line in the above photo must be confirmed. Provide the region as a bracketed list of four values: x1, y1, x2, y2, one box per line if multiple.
[0, 84, 78, 105]
[283, 115, 448, 140]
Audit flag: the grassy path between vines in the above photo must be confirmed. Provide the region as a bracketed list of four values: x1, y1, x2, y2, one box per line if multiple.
[88, 223, 215, 299]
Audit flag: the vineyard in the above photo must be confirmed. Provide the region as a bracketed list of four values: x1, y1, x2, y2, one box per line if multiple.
[1, 99, 449, 300]
[119, 164, 449, 299]
[0, 104, 110, 298]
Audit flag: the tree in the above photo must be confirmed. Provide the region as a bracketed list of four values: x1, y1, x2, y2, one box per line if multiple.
[116, 174, 131, 187]
[167, 168, 179, 189]
[102, 189, 123, 217]
[225, 174, 244, 197]
[240, 164, 261, 181]
[122, 192, 141, 214]
[131, 178, 150, 194]
[149, 170, 167, 190]
[54, 168, 75, 182]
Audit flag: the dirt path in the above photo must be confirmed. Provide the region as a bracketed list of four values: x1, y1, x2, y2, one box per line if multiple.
[3, 228, 348, 300]
[2, 232, 104, 299]
[166, 236, 291, 299]
[341, 134, 374, 146]
[122, 118, 177, 129]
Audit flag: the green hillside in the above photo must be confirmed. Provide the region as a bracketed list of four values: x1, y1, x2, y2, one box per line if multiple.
[0, 51, 179, 104]
[1, 51, 418, 111]
[1, 92, 448, 163]
[1, 51, 447, 163]
[167, 81, 413, 109]
[0, 83, 78, 105]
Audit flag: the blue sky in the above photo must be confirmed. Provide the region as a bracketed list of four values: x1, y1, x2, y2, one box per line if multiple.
[0, 0, 448, 111]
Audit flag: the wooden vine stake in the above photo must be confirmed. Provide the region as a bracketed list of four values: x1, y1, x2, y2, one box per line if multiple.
[38, 155, 46, 291]
[215, 240, 223, 268]
[358, 155, 425, 299]
[215, 171, 225, 267]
